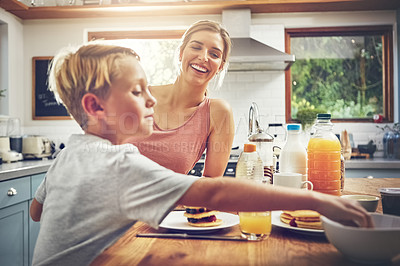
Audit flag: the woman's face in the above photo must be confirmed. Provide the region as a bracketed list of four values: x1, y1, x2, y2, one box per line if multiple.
[180, 30, 225, 87]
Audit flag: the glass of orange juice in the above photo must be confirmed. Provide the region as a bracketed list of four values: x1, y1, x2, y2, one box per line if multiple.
[239, 211, 271, 241]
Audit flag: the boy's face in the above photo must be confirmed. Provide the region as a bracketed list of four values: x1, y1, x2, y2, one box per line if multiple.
[101, 57, 156, 143]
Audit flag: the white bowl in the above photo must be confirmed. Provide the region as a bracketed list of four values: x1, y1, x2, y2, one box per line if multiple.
[321, 213, 400, 264]
[341, 194, 379, 212]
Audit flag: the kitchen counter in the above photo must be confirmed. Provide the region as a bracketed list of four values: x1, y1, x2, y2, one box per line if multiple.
[346, 157, 400, 169]
[345, 157, 400, 178]
[0, 159, 53, 182]
[92, 178, 400, 266]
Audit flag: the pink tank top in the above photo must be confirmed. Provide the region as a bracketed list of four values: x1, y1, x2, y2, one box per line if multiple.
[131, 98, 210, 174]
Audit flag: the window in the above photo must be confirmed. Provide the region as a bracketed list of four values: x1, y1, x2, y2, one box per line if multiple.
[88, 30, 184, 86]
[285, 26, 393, 123]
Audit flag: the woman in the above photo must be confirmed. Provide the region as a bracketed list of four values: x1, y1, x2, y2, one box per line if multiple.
[131, 20, 234, 177]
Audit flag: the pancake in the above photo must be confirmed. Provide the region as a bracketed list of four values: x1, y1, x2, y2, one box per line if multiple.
[280, 210, 323, 230]
[188, 219, 223, 227]
[184, 206, 222, 227]
[184, 210, 219, 219]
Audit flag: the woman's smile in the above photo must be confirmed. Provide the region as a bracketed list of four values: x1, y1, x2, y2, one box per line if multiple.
[190, 63, 209, 73]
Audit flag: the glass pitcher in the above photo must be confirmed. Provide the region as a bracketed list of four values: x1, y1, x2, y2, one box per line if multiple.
[248, 102, 274, 184]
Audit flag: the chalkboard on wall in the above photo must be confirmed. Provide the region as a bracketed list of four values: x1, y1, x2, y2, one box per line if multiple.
[32, 57, 71, 120]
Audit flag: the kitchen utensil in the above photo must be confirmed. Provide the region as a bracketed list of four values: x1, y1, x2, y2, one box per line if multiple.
[6, 117, 23, 155]
[379, 188, 400, 216]
[136, 233, 247, 241]
[340, 195, 379, 212]
[248, 102, 274, 183]
[1, 150, 23, 163]
[22, 135, 52, 158]
[273, 172, 313, 190]
[0, 136, 10, 151]
[383, 131, 395, 158]
[6, 117, 21, 136]
[267, 123, 287, 148]
[0, 136, 23, 163]
[357, 140, 377, 158]
[0, 115, 9, 136]
[10, 136, 22, 153]
[321, 213, 400, 264]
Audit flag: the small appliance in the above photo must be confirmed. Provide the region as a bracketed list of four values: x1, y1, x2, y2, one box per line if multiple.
[0, 136, 24, 163]
[22, 135, 52, 159]
[0, 116, 24, 163]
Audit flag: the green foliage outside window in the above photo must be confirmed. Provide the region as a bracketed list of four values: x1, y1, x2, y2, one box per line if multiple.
[291, 35, 383, 120]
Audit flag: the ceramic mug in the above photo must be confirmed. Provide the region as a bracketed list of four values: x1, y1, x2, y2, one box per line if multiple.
[273, 172, 313, 190]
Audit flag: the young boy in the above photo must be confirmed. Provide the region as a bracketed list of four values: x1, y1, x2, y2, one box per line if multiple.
[30, 43, 372, 266]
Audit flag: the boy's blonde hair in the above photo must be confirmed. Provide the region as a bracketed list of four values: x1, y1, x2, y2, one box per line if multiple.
[48, 43, 140, 129]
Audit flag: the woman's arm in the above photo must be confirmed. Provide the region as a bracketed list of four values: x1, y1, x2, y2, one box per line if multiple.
[30, 198, 43, 222]
[203, 99, 235, 177]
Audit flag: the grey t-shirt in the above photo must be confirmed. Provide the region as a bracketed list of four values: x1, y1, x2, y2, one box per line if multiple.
[33, 134, 198, 266]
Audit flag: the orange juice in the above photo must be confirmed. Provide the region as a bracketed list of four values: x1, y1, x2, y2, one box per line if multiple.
[239, 211, 271, 240]
[307, 138, 341, 195]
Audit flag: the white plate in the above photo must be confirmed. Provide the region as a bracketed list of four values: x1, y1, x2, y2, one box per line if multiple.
[159, 211, 239, 233]
[271, 210, 325, 235]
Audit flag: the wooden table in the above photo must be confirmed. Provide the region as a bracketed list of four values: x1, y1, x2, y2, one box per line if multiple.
[92, 178, 400, 266]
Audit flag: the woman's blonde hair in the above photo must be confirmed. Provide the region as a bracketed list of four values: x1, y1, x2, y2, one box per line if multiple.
[180, 20, 232, 69]
[48, 42, 140, 129]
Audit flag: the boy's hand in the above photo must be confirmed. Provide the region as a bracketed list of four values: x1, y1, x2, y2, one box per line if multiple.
[314, 193, 374, 228]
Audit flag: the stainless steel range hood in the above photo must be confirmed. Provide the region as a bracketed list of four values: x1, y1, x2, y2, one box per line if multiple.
[222, 9, 295, 72]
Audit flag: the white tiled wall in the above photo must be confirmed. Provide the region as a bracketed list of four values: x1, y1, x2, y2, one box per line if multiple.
[209, 71, 286, 148]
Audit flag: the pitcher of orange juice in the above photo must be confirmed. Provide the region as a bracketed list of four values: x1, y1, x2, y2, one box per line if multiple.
[307, 114, 342, 196]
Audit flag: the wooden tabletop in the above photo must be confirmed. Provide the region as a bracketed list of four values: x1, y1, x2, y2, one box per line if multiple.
[92, 178, 400, 266]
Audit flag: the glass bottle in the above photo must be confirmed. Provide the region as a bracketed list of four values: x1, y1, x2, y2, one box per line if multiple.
[279, 124, 307, 182]
[383, 130, 395, 158]
[307, 114, 341, 196]
[394, 131, 400, 160]
[236, 143, 264, 183]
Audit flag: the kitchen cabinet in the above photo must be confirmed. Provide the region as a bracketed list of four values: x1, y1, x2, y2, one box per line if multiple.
[1, 0, 399, 20]
[29, 173, 45, 266]
[0, 172, 46, 266]
[0, 202, 29, 266]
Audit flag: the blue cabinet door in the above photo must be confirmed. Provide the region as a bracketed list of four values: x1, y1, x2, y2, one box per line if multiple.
[0, 201, 29, 266]
[29, 173, 45, 266]
[29, 199, 40, 266]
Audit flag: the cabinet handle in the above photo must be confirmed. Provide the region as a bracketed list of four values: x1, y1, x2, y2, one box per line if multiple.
[7, 188, 17, 196]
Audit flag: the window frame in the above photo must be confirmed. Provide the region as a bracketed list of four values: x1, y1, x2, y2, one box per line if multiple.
[284, 25, 394, 123]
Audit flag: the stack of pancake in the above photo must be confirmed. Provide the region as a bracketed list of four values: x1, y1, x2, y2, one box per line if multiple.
[280, 210, 322, 230]
[183, 206, 223, 227]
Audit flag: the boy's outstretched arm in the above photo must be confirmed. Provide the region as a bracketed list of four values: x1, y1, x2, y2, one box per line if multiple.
[177, 177, 374, 228]
[30, 198, 43, 222]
